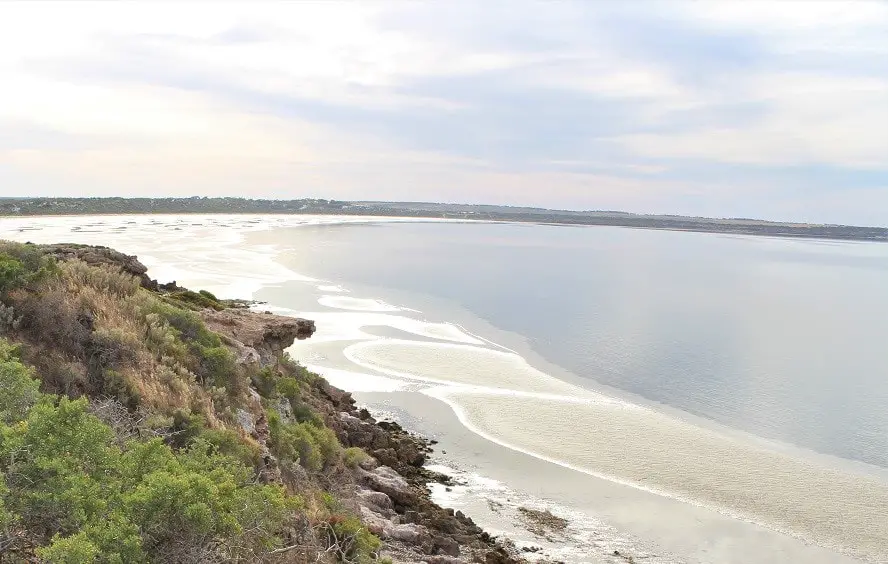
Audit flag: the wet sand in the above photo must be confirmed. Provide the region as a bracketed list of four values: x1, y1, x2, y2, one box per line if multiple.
[348, 390, 861, 564]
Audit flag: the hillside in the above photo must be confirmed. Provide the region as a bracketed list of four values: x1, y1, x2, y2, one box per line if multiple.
[0, 240, 520, 563]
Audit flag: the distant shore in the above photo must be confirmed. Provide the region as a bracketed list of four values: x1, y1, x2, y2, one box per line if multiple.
[2, 197, 887, 242]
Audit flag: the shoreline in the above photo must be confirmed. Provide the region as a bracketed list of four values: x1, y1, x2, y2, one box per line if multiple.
[2, 208, 887, 243]
[2, 213, 885, 563]
[254, 228, 886, 563]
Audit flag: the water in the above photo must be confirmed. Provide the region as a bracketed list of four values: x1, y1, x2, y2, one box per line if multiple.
[268, 221, 888, 469]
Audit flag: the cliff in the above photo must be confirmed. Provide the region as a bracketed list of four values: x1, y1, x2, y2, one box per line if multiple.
[0, 240, 522, 563]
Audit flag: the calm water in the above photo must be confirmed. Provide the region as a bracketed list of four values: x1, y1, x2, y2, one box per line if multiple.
[279, 221, 888, 469]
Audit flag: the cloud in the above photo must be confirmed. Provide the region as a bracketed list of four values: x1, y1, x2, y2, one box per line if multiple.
[0, 1, 886, 224]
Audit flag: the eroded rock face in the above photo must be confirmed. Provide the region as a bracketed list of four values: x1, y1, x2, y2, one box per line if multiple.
[357, 489, 394, 514]
[200, 309, 315, 363]
[357, 466, 418, 508]
[339, 412, 520, 563]
[337, 412, 428, 480]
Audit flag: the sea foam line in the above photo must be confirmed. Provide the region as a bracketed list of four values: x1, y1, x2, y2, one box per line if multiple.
[418, 385, 817, 551]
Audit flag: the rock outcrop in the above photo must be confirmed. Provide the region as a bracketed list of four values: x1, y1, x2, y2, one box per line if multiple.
[201, 308, 316, 364]
[332, 407, 518, 563]
[40, 243, 158, 289]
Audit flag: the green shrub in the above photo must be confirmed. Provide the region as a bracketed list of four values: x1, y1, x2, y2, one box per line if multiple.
[276, 376, 300, 404]
[0, 339, 40, 424]
[0, 254, 26, 295]
[0, 242, 58, 296]
[196, 344, 237, 390]
[198, 289, 219, 301]
[167, 290, 225, 311]
[276, 375, 321, 425]
[100, 369, 141, 410]
[138, 297, 242, 392]
[38, 516, 146, 564]
[281, 354, 318, 385]
[325, 515, 382, 563]
[343, 447, 370, 469]
[0, 355, 302, 560]
[36, 533, 101, 563]
[143, 299, 220, 348]
[250, 366, 279, 398]
[197, 428, 260, 468]
[169, 410, 207, 448]
[267, 409, 340, 472]
[0, 302, 21, 334]
[90, 327, 139, 369]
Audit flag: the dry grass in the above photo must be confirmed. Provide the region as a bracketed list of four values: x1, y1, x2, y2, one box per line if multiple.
[9, 258, 231, 428]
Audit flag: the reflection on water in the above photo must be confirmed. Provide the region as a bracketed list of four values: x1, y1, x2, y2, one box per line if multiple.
[275, 222, 888, 469]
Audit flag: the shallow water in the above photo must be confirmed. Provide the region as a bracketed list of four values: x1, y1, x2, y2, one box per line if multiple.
[253, 221, 888, 562]
[260, 221, 888, 470]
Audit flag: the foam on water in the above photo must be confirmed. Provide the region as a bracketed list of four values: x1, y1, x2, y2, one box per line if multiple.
[283, 311, 486, 345]
[317, 284, 348, 293]
[423, 386, 888, 562]
[345, 339, 591, 397]
[318, 295, 402, 312]
[425, 462, 678, 563]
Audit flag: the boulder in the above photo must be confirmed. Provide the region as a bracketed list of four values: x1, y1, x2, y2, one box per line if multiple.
[358, 466, 417, 507]
[357, 489, 394, 513]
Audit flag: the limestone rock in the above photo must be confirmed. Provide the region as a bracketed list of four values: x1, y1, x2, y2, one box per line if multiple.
[358, 466, 417, 507]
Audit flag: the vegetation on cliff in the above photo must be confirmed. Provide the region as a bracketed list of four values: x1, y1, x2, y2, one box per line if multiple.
[0, 240, 385, 563]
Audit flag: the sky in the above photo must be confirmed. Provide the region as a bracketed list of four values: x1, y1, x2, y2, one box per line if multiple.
[1, 1, 887, 225]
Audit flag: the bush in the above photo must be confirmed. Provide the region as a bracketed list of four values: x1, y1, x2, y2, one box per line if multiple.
[167, 290, 225, 311]
[0, 242, 58, 296]
[59, 259, 140, 298]
[169, 410, 207, 448]
[0, 355, 302, 560]
[90, 327, 139, 369]
[324, 515, 382, 563]
[343, 447, 370, 469]
[142, 299, 220, 348]
[0, 339, 41, 424]
[277, 376, 300, 404]
[0, 303, 21, 334]
[138, 296, 242, 394]
[267, 410, 340, 472]
[276, 376, 321, 425]
[36, 533, 101, 563]
[0, 254, 26, 295]
[195, 344, 238, 391]
[9, 286, 92, 357]
[250, 366, 279, 398]
[280, 354, 318, 385]
[100, 369, 142, 410]
[197, 428, 260, 468]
